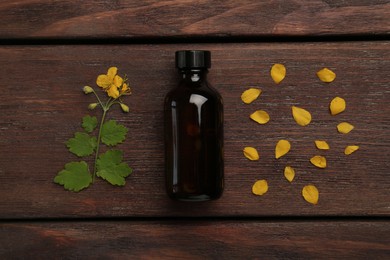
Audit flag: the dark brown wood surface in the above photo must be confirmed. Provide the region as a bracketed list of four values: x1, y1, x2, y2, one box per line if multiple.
[1, 220, 389, 259]
[1, 0, 389, 258]
[0, 0, 389, 39]
[0, 42, 389, 219]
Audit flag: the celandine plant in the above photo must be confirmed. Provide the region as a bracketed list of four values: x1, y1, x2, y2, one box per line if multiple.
[54, 67, 133, 192]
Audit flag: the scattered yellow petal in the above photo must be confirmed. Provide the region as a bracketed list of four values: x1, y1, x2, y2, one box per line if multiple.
[252, 180, 268, 196]
[302, 185, 319, 205]
[241, 88, 262, 104]
[330, 97, 346, 115]
[284, 166, 295, 182]
[275, 140, 291, 159]
[315, 140, 330, 150]
[270, 63, 286, 84]
[310, 155, 327, 168]
[337, 122, 354, 134]
[250, 110, 270, 124]
[243, 147, 259, 161]
[292, 106, 312, 126]
[345, 145, 359, 155]
[317, 68, 336, 83]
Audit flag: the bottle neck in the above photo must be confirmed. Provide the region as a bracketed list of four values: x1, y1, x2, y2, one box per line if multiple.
[179, 69, 208, 82]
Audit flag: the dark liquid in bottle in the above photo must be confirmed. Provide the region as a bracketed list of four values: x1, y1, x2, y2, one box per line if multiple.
[164, 70, 224, 201]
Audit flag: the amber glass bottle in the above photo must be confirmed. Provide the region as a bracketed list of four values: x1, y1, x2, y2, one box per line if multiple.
[164, 50, 224, 201]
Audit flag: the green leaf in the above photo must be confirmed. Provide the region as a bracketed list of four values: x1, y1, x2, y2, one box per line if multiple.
[54, 161, 92, 192]
[101, 120, 128, 146]
[66, 132, 97, 157]
[96, 150, 132, 186]
[82, 115, 98, 133]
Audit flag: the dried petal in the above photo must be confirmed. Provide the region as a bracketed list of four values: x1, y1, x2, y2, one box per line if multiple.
[330, 97, 346, 115]
[243, 147, 259, 161]
[310, 155, 327, 168]
[270, 63, 286, 84]
[317, 68, 336, 83]
[302, 185, 319, 205]
[345, 145, 359, 155]
[275, 140, 291, 159]
[250, 110, 270, 124]
[292, 106, 312, 126]
[252, 180, 268, 196]
[337, 122, 354, 134]
[284, 166, 295, 182]
[241, 88, 262, 104]
[315, 140, 330, 150]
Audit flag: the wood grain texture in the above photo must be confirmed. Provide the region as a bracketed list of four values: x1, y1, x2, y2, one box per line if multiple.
[1, 220, 389, 259]
[0, 42, 389, 218]
[0, 0, 389, 39]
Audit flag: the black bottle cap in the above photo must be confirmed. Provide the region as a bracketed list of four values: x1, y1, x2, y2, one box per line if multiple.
[175, 50, 211, 69]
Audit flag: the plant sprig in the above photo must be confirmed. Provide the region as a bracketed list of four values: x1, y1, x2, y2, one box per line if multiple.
[54, 67, 132, 192]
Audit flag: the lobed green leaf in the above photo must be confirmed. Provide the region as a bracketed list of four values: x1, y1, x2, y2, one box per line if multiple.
[96, 150, 132, 186]
[101, 120, 128, 146]
[66, 132, 97, 157]
[54, 161, 92, 192]
[82, 115, 98, 133]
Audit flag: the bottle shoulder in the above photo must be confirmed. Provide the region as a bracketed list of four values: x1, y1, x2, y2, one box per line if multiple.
[166, 82, 222, 103]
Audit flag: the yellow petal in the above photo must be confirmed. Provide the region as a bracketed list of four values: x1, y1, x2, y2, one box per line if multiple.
[121, 83, 131, 94]
[284, 166, 295, 182]
[107, 67, 118, 80]
[96, 75, 112, 89]
[315, 140, 330, 150]
[275, 140, 291, 159]
[270, 63, 286, 84]
[250, 110, 270, 124]
[317, 68, 336, 83]
[302, 185, 319, 205]
[337, 122, 354, 134]
[292, 106, 312, 126]
[241, 88, 262, 104]
[310, 155, 327, 168]
[113, 75, 123, 87]
[243, 147, 259, 161]
[345, 145, 359, 155]
[107, 85, 120, 98]
[330, 97, 346, 115]
[252, 180, 268, 196]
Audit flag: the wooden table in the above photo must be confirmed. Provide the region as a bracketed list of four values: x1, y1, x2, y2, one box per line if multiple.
[1, 1, 389, 258]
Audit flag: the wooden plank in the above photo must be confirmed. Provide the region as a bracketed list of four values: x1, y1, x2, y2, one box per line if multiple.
[0, 0, 389, 39]
[1, 220, 389, 258]
[0, 42, 389, 218]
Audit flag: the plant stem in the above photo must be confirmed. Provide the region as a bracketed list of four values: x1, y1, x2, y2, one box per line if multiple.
[93, 106, 108, 183]
[92, 89, 104, 108]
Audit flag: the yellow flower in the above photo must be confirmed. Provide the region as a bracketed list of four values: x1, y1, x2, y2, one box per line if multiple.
[96, 67, 126, 99]
[120, 82, 131, 95]
[97, 67, 117, 90]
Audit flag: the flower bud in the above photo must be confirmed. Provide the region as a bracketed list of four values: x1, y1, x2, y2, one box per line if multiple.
[120, 103, 129, 113]
[88, 103, 98, 110]
[83, 86, 94, 94]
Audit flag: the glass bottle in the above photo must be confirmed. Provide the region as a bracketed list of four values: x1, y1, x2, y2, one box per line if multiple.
[164, 50, 224, 201]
